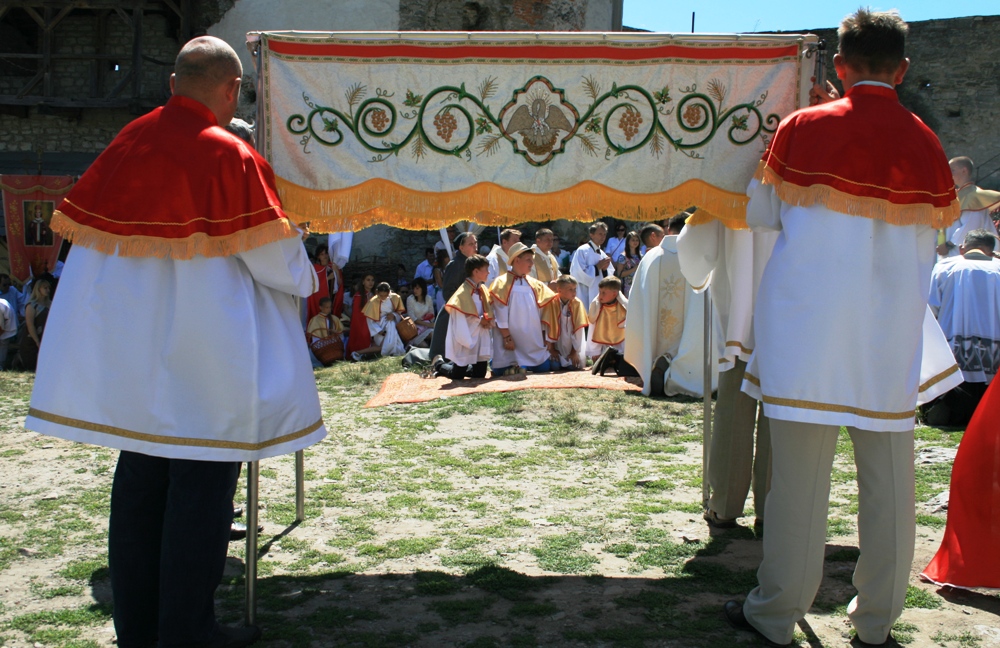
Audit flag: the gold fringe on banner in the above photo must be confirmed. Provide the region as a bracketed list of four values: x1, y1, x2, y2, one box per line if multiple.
[275, 177, 750, 233]
[0, 182, 74, 196]
[757, 165, 961, 229]
[50, 211, 300, 260]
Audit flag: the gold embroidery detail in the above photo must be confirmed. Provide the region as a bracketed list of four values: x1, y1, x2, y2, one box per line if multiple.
[743, 372, 915, 421]
[664, 275, 685, 301]
[28, 407, 324, 451]
[659, 308, 681, 340]
[63, 199, 281, 227]
[918, 364, 959, 393]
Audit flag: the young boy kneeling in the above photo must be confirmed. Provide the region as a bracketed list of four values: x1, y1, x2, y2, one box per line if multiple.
[547, 275, 588, 370]
[588, 276, 638, 376]
[432, 255, 494, 380]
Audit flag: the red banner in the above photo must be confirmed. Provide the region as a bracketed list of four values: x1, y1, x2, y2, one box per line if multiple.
[1, 175, 74, 282]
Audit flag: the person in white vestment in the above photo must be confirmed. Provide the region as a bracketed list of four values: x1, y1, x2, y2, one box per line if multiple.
[626, 217, 719, 399]
[936, 157, 1000, 259]
[549, 275, 587, 370]
[358, 282, 407, 359]
[677, 204, 776, 532]
[923, 229, 1000, 425]
[724, 12, 963, 647]
[570, 221, 613, 308]
[489, 242, 559, 374]
[529, 228, 561, 288]
[433, 255, 494, 379]
[26, 36, 324, 646]
[485, 228, 521, 286]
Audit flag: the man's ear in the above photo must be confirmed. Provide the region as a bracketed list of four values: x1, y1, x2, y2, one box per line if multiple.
[833, 53, 846, 80]
[169, 73, 176, 95]
[893, 58, 910, 86]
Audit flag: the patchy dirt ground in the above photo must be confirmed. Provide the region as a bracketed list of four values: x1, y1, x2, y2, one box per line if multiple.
[0, 364, 997, 648]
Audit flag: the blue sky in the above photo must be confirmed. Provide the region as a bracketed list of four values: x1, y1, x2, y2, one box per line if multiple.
[623, 1, 998, 33]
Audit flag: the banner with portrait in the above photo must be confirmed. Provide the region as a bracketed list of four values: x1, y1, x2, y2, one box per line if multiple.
[0, 175, 74, 282]
[253, 31, 817, 231]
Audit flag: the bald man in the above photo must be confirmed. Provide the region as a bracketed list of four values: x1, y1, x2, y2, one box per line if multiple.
[937, 156, 1000, 259]
[26, 36, 322, 647]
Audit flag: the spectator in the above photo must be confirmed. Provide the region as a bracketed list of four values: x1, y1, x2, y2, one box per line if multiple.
[605, 223, 628, 260]
[433, 249, 450, 311]
[429, 232, 479, 360]
[307, 247, 344, 319]
[19, 276, 52, 370]
[307, 296, 344, 366]
[552, 236, 571, 274]
[0, 274, 23, 327]
[0, 293, 15, 370]
[346, 274, 375, 357]
[406, 278, 435, 347]
[614, 231, 642, 298]
[354, 281, 407, 359]
[415, 248, 435, 283]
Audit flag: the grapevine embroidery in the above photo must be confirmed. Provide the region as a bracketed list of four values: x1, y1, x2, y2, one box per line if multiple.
[286, 75, 779, 166]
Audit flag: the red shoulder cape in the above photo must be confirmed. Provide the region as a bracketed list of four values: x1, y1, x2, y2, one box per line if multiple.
[53, 95, 297, 259]
[757, 84, 959, 228]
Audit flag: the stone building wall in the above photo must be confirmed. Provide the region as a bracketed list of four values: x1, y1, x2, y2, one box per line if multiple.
[789, 14, 1000, 189]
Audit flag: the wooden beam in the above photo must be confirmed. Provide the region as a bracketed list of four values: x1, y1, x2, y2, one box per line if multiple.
[47, 2, 75, 31]
[16, 70, 44, 98]
[91, 8, 107, 98]
[0, 94, 149, 109]
[106, 65, 133, 98]
[22, 5, 43, 26]
[41, 6, 51, 96]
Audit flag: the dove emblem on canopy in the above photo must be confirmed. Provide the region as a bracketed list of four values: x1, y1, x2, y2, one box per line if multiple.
[500, 77, 579, 166]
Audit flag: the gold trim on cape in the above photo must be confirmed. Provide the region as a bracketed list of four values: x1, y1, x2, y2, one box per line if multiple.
[28, 407, 324, 451]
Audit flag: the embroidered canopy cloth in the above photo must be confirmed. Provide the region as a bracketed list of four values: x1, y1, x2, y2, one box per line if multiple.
[252, 31, 815, 231]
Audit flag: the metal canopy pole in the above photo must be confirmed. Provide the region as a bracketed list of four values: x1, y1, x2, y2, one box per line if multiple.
[244, 461, 259, 625]
[295, 450, 305, 522]
[702, 291, 713, 509]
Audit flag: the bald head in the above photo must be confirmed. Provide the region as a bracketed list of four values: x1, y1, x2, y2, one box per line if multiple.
[174, 36, 242, 90]
[170, 36, 243, 125]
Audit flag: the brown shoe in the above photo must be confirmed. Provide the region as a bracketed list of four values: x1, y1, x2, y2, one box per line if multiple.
[704, 509, 739, 529]
[723, 600, 791, 647]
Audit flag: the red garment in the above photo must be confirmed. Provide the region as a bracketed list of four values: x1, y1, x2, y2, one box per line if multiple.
[53, 95, 296, 259]
[758, 84, 958, 228]
[346, 292, 372, 355]
[307, 264, 345, 322]
[921, 378, 1000, 589]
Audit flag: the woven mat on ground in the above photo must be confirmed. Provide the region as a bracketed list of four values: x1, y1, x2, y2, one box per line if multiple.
[365, 371, 642, 408]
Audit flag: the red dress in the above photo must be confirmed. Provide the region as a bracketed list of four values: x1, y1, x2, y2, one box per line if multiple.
[345, 292, 372, 355]
[921, 378, 1000, 589]
[306, 264, 345, 322]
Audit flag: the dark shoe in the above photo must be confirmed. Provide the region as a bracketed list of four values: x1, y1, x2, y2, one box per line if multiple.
[233, 506, 244, 518]
[649, 355, 670, 396]
[591, 347, 611, 375]
[229, 522, 264, 542]
[207, 624, 262, 648]
[851, 636, 899, 648]
[704, 509, 739, 529]
[754, 517, 764, 533]
[723, 600, 790, 647]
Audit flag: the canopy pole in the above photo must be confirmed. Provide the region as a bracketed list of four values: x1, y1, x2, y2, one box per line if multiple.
[244, 461, 259, 626]
[702, 291, 712, 509]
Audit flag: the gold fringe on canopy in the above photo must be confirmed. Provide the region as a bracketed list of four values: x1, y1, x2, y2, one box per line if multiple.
[276, 177, 750, 232]
[755, 164, 960, 229]
[50, 211, 300, 260]
[685, 210, 749, 231]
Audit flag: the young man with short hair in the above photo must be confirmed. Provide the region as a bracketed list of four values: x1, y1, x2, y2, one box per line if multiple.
[433, 255, 494, 380]
[726, 10, 962, 646]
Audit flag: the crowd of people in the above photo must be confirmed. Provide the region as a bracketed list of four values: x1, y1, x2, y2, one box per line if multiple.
[7, 11, 1000, 648]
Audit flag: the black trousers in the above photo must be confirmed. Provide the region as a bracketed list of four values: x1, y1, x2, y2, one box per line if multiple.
[108, 451, 239, 647]
[437, 359, 489, 380]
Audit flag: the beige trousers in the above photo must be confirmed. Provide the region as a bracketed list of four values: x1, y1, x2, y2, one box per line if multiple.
[707, 360, 771, 520]
[743, 420, 915, 645]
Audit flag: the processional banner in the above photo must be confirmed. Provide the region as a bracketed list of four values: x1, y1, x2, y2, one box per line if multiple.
[254, 32, 816, 231]
[0, 175, 72, 282]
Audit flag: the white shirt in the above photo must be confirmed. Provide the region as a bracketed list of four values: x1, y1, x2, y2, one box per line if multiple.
[929, 251, 1000, 383]
[414, 259, 435, 282]
[486, 245, 510, 286]
[0, 298, 15, 340]
[26, 238, 326, 461]
[555, 299, 586, 369]
[741, 181, 961, 432]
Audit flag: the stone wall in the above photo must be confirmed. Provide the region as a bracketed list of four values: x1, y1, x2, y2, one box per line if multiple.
[786, 14, 1000, 189]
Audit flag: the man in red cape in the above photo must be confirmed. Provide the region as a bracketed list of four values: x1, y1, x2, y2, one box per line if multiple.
[921, 377, 1000, 589]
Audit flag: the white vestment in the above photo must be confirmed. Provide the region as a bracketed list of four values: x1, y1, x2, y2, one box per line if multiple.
[624, 235, 720, 397]
[570, 241, 611, 308]
[486, 245, 510, 286]
[741, 182, 963, 432]
[586, 293, 628, 357]
[929, 251, 1000, 383]
[491, 278, 550, 369]
[26, 239, 327, 462]
[528, 245, 560, 283]
[555, 299, 586, 369]
[368, 297, 405, 356]
[445, 291, 492, 367]
[940, 208, 998, 259]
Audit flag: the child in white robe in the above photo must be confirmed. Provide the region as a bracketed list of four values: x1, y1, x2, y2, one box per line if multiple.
[549, 275, 587, 370]
[433, 255, 494, 380]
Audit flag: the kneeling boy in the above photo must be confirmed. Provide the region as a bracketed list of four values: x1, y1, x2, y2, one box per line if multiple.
[433, 255, 494, 379]
[547, 275, 588, 370]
